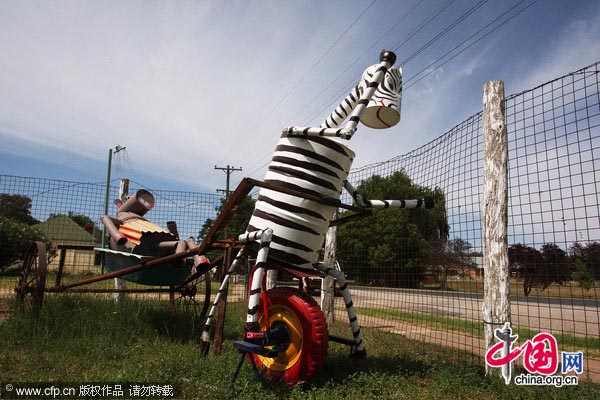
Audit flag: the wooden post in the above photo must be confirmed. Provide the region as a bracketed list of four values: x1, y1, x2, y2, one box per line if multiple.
[213, 246, 231, 356]
[482, 80, 510, 378]
[212, 165, 241, 355]
[266, 269, 277, 290]
[114, 178, 129, 303]
[321, 215, 337, 325]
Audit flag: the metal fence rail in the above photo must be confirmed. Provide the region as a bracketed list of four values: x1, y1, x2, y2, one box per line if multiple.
[1, 61, 599, 380]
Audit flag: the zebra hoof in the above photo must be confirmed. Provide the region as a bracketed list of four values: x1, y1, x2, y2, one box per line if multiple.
[200, 341, 210, 357]
[351, 348, 367, 361]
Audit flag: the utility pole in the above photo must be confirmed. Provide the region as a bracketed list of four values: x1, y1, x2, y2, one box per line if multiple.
[212, 164, 242, 356]
[101, 145, 126, 272]
[214, 165, 243, 239]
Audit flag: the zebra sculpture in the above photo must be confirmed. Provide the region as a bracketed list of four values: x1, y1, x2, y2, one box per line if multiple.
[200, 50, 433, 386]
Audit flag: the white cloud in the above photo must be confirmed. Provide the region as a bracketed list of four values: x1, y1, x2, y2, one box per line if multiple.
[1, 0, 600, 194]
[509, 3, 600, 95]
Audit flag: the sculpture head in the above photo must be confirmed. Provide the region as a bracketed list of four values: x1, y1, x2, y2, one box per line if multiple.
[360, 66, 402, 129]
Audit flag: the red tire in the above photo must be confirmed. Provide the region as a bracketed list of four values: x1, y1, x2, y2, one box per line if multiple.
[253, 287, 328, 386]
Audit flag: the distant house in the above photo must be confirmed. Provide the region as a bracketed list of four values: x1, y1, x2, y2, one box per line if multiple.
[454, 255, 484, 279]
[445, 255, 484, 279]
[36, 215, 98, 272]
[424, 254, 484, 284]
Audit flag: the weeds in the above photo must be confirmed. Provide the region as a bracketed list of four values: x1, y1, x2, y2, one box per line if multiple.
[1, 296, 598, 399]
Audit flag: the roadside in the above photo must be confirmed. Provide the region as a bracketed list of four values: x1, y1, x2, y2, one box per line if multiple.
[338, 309, 600, 383]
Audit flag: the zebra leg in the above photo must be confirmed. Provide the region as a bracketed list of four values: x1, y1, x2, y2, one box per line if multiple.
[314, 262, 366, 359]
[245, 229, 273, 332]
[199, 247, 248, 355]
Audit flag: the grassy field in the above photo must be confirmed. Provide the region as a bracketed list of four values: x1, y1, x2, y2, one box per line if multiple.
[441, 279, 600, 299]
[1, 295, 598, 399]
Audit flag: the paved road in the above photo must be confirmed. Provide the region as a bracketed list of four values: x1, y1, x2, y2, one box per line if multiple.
[346, 286, 599, 338]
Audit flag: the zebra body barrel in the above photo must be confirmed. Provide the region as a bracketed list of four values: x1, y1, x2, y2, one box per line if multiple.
[246, 133, 355, 271]
[245, 50, 402, 272]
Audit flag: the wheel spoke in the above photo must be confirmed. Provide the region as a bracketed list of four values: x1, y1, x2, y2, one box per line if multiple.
[170, 272, 211, 323]
[15, 242, 47, 314]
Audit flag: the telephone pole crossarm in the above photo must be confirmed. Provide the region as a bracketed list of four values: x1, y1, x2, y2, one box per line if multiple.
[214, 165, 243, 200]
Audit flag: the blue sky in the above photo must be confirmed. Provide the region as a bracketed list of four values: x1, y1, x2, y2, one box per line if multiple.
[1, 0, 599, 194]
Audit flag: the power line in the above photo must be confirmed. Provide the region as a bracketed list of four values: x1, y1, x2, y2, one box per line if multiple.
[284, 0, 426, 127]
[214, 164, 243, 200]
[398, 0, 489, 65]
[404, 0, 539, 90]
[242, 0, 451, 177]
[295, 0, 531, 129]
[245, 0, 541, 178]
[219, 0, 378, 167]
[214, 164, 243, 237]
[297, 0, 458, 129]
[392, 0, 456, 56]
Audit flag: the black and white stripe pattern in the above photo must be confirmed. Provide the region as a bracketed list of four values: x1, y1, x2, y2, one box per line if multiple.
[246, 229, 272, 324]
[200, 247, 249, 346]
[203, 51, 404, 360]
[322, 84, 362, 129]
[360, 66, 402, 129]
[245, 135, 354, 271]
[243, 53, 403, 273]
[315, 262, 364, 353]
[344, 180, 431, 209]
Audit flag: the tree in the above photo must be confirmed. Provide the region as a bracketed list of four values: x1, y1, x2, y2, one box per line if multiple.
[572, 258, 594, 290]
[0, 193, 38, 225]
[337, 170, 448, 288]
[428, 238, 477, 290]
[570, 241, 600, 284]
[0, 216, 52, 272]
[197, 195, 256, 243]
[584, 242, 600, 280]
[0, 194, 48, 272]
[508, 243, 543, 296]
[540, 243, 571, 285]
[49, 211, 96, 229]
[509, 243, 572, 296]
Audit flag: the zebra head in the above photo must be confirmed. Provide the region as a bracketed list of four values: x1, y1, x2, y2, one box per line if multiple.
[360, 65, 403, 129]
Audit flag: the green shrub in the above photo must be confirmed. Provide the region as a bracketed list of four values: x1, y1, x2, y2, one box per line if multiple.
[0, 216, 53, 274]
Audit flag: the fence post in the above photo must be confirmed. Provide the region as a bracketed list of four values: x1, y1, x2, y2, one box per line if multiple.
[321, 214, 337, 325]
[266, 269, 277, 290]
[114, 178, 129, 303]
[482, 80, 510, 378]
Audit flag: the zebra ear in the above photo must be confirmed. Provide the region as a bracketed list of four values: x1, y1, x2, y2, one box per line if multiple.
[361, 67, 402, 129]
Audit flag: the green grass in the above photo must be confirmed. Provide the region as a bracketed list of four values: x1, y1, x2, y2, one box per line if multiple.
[1, 296, 599, 399]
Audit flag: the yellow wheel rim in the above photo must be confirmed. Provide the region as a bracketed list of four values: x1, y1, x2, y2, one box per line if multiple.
[258, 304, 303, 372]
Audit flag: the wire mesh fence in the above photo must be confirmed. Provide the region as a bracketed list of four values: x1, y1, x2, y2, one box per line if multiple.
[1, 60, 599, 381]
[0, 176, 222, 307]
[337, 60, 600, 380]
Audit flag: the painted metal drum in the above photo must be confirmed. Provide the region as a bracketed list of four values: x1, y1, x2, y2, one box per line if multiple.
[246, 133, 355, 270]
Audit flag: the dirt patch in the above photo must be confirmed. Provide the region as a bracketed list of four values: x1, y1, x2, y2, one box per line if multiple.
[333, 309, 600, 383]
